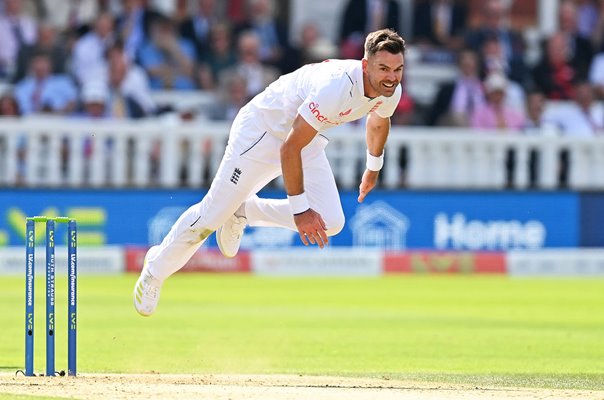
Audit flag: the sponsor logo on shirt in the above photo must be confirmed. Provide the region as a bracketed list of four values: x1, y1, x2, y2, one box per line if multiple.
[309, 102, 330, 123]
[307, 101, 346, 126]
[339, 108, 352, 117]
[369, 101, 383, 113]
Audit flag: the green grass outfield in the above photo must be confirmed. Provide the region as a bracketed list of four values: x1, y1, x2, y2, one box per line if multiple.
[1, 274, 603, 390]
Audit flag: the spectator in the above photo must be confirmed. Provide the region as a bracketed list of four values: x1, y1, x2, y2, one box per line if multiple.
[71, 12, 115, 84]
[114, 0, 160, 63]
[79, 80, 109, 119]
[220, 30, 279, 99]
[480, 33, 528, 85]
[172, 0, 191, 25]
[139, 15, 196, 90]
[465, 0, 526, 84]
[412, 0, 467, 52]
[234, 0, 289, 70]
[197, 22, 237, 90]
[558, 0, 594, 80]
[588, 48, 604, 98]
[480, 34, 507, 76]
[575, 0, 599, 40]
[41, 0, 98, 36]
[0, 92, 21, 116]
[425, 48, 484, 127]
[0, 0, 37, 78]
[106, 45, 156, 118]
[225, 0, 247, 24]
[542, 80, 604, 187]
[14, 50, 77, 115]
[523, 89, 549, 131]
[547, 81, 604, 136]
[471, 72, 525, 188]
[294, 22, 338, 66]
[207, 73, 249, 121]
[470, 73, 525, 130]
[532, 32, 577, 100]
[150, 0, 185, 19]
[448, 49, 486, 126]
[13, 22, 68, 83]
[180, 0, 220, 61]
[521, 89, 551, 187]
[480, 35, 527, 111]
[590, 0, 604, 51]
[339, 0, 400, 59]
[77, 79, 119, 185]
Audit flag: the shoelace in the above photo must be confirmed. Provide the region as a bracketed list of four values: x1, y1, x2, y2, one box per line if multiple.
[142, 276, 159, 299]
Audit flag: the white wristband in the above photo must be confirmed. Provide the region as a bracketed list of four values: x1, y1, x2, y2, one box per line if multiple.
[366, 150, 384, 171]
[288, 192, 310, 215]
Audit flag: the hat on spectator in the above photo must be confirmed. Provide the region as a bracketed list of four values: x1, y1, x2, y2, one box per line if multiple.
[484, 73, 507, 93]
[82, 81, 109, 104]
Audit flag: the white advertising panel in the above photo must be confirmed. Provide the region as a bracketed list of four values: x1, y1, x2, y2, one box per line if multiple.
[252, 248, 382, 276]
[0, 247, 124, 275]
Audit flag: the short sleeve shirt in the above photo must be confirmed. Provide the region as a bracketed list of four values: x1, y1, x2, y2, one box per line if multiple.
[249, 59, 402, 139]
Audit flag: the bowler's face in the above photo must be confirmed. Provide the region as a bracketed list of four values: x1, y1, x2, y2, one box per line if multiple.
[363, 50, 404, 98]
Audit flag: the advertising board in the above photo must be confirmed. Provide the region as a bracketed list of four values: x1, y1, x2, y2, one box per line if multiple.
[0, 190, 579, 250]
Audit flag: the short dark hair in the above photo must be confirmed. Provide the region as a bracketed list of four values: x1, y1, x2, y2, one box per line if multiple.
[364, 29, 406, 57]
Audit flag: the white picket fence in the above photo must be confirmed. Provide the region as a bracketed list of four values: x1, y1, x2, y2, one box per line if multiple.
[1, 116, 604, 190]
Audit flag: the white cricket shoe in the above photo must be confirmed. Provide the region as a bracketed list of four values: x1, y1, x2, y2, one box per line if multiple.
[133, 246, 163, 316]
[216, 215, 247, 258]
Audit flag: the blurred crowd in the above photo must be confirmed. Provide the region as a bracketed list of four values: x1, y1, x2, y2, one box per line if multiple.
[0, 0, 293, 121]
[417, 0, 604, 137]
[0, 0, 603, 138]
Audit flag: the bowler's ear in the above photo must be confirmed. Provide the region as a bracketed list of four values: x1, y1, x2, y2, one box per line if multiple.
[361, 58, 368, 72]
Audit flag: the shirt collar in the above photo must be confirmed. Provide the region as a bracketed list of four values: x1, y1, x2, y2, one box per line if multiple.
[353, 60, 382, 101]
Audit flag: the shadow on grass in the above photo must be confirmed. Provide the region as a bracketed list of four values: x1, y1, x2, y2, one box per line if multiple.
[0, 368, 21, 373]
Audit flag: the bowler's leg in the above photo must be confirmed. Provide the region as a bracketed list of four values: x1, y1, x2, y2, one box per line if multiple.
[245, 137, 345, 238]
[148, 155, 280, 280]
[134, 110, 281, 315]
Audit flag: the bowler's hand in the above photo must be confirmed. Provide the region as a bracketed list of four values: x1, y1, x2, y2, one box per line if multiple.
[358, 169, 379, 202]
[294, 209, 328, 248]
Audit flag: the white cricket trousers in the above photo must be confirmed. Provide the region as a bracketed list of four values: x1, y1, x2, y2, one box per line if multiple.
[147, 107, 346, 280]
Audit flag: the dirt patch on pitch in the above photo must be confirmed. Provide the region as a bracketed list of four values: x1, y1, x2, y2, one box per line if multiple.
[0, 373, 602, 400]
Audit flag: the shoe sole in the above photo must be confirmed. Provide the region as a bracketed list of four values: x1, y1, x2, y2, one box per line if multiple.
[216, 226, 236, 258]
[133, 278, 152, 317]
[133, 246, 160, 317]
[133, 267, 153, 317]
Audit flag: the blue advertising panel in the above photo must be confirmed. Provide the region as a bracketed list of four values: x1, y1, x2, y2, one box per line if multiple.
[0, 189, 204, 247]
[580, 193, 604, 247]
[0, 189, 579, 249]
[336, 191, 578, 250]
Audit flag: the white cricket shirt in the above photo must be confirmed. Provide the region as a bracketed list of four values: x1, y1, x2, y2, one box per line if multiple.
[248, 59, 402, 140]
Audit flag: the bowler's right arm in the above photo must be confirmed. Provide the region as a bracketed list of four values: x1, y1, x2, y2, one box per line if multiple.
[280, 114, 329, 248]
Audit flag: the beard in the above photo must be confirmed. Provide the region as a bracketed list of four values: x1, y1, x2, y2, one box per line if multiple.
[370, 78, 398, 98]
